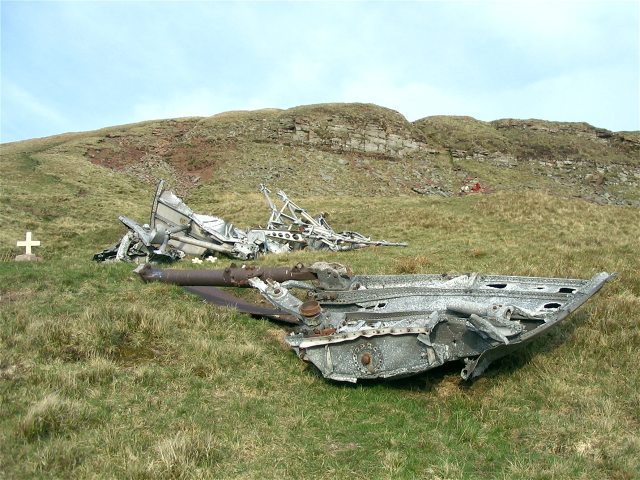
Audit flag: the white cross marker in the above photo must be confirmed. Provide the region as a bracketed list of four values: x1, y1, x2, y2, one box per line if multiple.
[17, 231, 41, 255]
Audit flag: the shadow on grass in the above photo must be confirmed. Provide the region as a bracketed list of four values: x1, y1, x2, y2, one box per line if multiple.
[470, 309, 591, 381]
[304, 309, 590, 393]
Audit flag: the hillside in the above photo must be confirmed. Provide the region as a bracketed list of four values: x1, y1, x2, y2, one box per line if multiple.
[1, 103, 639, 479]
[3, 103, 638, 204]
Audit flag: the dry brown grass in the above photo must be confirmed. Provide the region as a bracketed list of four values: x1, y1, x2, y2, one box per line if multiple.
[19, 394, 91, 441]
[393, 255, 433, 273]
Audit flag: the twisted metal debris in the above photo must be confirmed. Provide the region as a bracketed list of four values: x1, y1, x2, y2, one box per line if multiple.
[136, 262, 614, 382]
[94, 180, 406, 262]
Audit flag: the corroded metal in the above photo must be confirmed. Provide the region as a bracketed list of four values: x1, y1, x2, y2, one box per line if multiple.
[135, 263, 317, 287]
[95, 180, 405, 262]
[137, 262, 614, 383]
[259, 184, 407, 251]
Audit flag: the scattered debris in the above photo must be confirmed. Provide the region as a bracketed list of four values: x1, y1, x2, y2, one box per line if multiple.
[459, 177, 485, 195]
[15, 231, 41, 262]
[94, 181, 406, 263]
[258, 185, 406, 251]
[136, 262, 614, 382]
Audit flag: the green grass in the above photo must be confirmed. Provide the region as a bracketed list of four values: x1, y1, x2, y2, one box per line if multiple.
[2, 133, 640, 479]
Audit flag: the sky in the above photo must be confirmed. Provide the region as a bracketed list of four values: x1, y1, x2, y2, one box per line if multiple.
[1, 1, 639, 143]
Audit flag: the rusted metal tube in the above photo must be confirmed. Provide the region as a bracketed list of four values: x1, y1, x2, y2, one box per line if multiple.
[135, 263, 317, 287]
[183, 286, 300, 324]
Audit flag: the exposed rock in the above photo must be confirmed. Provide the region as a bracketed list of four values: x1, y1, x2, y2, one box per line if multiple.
[69, 103, 640, 205]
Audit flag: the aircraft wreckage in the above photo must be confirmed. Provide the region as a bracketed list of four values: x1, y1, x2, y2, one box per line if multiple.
[136, 262, 614, 382]
[94, 181, 406, 262]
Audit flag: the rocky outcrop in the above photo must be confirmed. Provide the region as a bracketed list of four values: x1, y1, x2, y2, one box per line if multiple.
[274, 106, 429, 158]
[73, 103, 639, 205]
[188, 103, 431, 160]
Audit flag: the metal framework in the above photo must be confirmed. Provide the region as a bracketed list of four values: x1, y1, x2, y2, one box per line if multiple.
[95, 181, 405, 262]
[136, 262, 614, 382]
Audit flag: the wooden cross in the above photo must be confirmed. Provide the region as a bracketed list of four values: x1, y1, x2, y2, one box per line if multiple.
[17, 231, 41, 255]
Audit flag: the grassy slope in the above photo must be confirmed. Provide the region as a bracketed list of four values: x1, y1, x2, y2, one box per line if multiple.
[8, 104, 636, 205]
[415, 116, 640, 205]
[1, 127, 640, 479]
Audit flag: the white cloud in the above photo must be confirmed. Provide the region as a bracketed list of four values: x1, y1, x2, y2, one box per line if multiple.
[495, 66, 640, 129]
[337, 71, 481, 121]
[286, 56, 328, 86]
[2, 1, 637, 141]
[335, 63, 639, 130]
[132, 89, 222, 121]
[2, 81, 68, 126]
[130, 88, 282, 122]
[480, 2, 595, 39]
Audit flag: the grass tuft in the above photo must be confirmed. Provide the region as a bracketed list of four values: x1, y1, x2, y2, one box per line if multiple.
[393, 255, 432, 274]
[19, 394, 91, 441]
[146, 430, 224, 478]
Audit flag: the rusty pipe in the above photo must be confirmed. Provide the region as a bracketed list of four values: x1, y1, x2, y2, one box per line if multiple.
[135, 263, 318, 287]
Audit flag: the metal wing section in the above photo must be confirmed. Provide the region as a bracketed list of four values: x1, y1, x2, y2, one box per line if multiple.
[137, 263, 614, 383]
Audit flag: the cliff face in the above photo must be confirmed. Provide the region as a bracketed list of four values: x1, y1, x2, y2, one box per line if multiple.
[415, 115, 639, 162]
[6, 103, 639, 205]
[179, 103, 430, 159]
[412, 115, 640, 206]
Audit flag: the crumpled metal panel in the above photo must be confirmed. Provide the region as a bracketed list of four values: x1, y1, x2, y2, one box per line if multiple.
[136, 263, 614, 382]
[95, 180, 405, 262]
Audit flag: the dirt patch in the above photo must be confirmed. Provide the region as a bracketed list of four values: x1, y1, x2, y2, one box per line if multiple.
[0, 289, 34, 305]
[78, 106, 639, 204]
[84, 121, 237, 191]
[87, 140, 146, 170]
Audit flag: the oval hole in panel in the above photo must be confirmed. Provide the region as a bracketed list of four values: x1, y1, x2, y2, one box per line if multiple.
[543, 302, 562, 309]
[558, 287, 576, 294]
